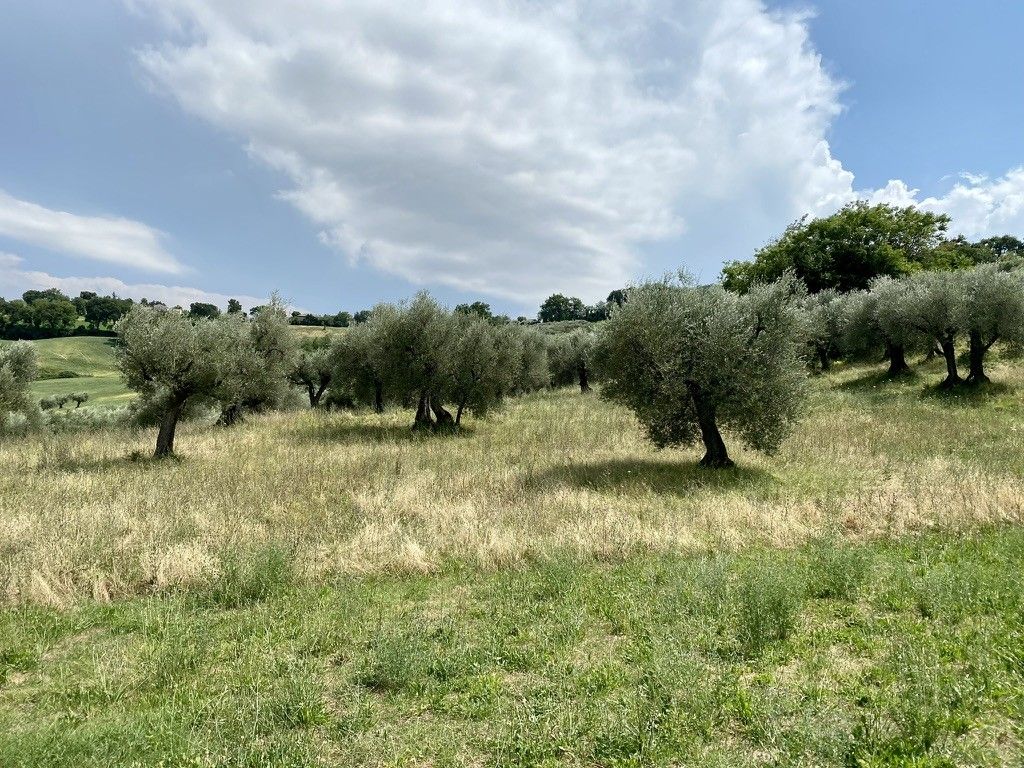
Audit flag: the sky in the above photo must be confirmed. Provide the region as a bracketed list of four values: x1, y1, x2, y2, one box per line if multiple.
[0, 1, 1022, 316]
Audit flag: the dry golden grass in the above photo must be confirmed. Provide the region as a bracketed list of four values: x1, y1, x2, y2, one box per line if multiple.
[3, 358, 1024, 606]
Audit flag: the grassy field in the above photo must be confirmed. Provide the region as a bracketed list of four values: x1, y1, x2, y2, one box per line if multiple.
[25, 337, 133, 409]
[2, 355, 1024, 764]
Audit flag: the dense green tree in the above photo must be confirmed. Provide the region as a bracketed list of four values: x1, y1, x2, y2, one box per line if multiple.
[596, 274, 808, 467]
[352, 310, 372, 324]
[22, 288, 71, 305]
[978, 235, 1024, 261]
[188, 302, 221, 320]
[0, 341, 39, 430]
[227, 298, 243, 314]
[607, 289, 628, 308]
[538, 294, 586, 322]
[454, 301, 492, 319]
[722, 202, 950, 294]
[32, 296, 79, 334]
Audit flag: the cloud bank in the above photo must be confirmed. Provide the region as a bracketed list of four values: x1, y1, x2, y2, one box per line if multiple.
[868, 168, 1024, 239]
[0, 189, 181, 274]
[133, 0, 861, 301]
[0, 254, 262, 311]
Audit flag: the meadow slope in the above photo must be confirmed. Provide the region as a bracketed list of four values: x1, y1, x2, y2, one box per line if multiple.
[3, 356, 1024, 605]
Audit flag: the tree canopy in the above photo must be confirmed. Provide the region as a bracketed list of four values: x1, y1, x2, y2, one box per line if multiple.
[596, 274, 808, 467]
[0, 341, 39, 430]
[721, 202, 950, 294]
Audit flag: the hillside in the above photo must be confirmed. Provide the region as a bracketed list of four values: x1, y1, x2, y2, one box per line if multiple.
[28, 336, 133, 408]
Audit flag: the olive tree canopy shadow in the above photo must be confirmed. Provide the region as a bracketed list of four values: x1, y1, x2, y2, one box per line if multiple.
[919, 379, 1013, 408]
[836, 368, 919, 394]
[534, 457, 773, 498]
[291, 417, 476, 446]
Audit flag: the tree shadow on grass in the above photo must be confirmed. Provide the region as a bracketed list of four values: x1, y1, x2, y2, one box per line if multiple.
[919, 380, 1014, 408]
[291, 418, 476, 446]
[836, 369, 920, 394]
[534, 457, 773, 498]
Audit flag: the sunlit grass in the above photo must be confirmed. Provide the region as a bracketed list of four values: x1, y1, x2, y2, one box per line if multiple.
[3, 355, 1024, 605]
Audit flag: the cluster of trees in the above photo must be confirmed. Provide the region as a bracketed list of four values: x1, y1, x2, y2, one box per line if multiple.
[115, 296, 295, 456]
[803, 263, 1024, 387]
[722, 202, 1023, 294]
[308, 294, 550, 430]
[0, 289, 135, 339]
[40, 392, 90, 410]
[538, 290, 627, 323]
[112, 292, 558, 456]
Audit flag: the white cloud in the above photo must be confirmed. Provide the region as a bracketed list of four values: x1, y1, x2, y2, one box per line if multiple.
[133, 0, 856, 302]
[0, 189, 181, 274]
[867, 168, 1024, 239]
[0, 254, 263, 311]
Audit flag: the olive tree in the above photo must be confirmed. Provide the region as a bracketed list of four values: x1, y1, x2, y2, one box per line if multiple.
[798, 289, 844, 372]
[900, 270, 966, 387]
[957, 264, 1024, 384]
[116, 304, 274, 456]
[289, 335, 334, 407]
[0, 341, 39, 430]
[842, 280, 924, 377]
[331, 311, 389, 413]
[595, 275, 808, 468]
[371, 293, 459, 430]
[444, 313, 515, 424]
[548, 330, 596, 391]
[215, 298, 296, 425]
[510, 326, 551, 394]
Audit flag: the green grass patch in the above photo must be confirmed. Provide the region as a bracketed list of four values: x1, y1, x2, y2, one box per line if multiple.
[2, 529, 1022, 766]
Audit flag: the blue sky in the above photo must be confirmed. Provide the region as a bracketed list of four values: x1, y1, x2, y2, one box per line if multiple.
[1, 1, 1022, 315]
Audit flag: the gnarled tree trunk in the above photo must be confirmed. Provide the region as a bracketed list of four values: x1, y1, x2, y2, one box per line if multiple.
[966, 329, 990, 385]
[218, 403, 243, 426]
[307, 382, 328, 408]
[413, 391, 434, 430]
[431, 398, 455, 429]
[884, 342, 910, 377]
[373, 379, 384, 413]
[938, 336, 962, 388]
[455, 400, 467, 426]
[578, 364, 591, 393]
[155, 399, 186, 458]
[687, 383, 733, 468]
[817, 347, 831, 372]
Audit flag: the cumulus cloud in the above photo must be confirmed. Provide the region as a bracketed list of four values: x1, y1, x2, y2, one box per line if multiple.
[0, 190, 181, 274]
[0, 254, 263, 311]
[867, 168, 1024, 239]
[132, 0, 857, 302]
